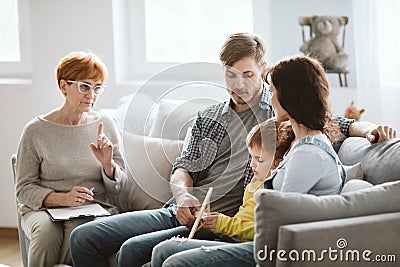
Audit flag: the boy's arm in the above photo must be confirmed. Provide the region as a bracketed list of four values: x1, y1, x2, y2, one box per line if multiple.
[215, 213, 255, 241]
[203, 187, 256, 241]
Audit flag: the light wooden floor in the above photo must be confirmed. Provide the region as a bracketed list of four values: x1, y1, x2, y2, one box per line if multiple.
[0, 228, 23, 267]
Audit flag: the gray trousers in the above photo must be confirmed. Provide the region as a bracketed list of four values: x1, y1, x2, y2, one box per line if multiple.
[21, 210, 92, 267]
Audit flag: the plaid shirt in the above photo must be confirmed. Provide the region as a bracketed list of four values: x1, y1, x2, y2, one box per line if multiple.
[336, 115, 355, 136]
[172, 85, 355, 188]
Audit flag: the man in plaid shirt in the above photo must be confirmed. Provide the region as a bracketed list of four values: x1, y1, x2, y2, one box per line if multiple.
[169, 33, 382, 229]
[71, 33, 397, 267]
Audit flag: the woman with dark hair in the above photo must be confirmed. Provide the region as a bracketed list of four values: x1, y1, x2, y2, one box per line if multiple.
[266, 55, 344, 195]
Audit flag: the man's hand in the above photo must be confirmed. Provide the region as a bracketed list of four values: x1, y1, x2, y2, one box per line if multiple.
[202, 212, 219, 232]
[366, 125, 397, 143]
[175, 193, 201, 228]
[348, 121, 397, 143]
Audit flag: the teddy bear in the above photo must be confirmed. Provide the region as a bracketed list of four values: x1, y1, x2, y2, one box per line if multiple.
[344, 101, 365, 120]
[299, 15, 349, 71]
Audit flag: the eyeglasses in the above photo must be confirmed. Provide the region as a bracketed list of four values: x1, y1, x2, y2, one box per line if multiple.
[67, 80, 106, 95]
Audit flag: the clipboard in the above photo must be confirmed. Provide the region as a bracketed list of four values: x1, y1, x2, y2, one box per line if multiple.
[188, 187, 213, 239]
[46, 203, 110, 222]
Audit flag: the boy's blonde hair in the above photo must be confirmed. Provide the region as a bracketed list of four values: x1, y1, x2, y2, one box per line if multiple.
[246, 118, 278, 153]
[247, 118, 295, 168]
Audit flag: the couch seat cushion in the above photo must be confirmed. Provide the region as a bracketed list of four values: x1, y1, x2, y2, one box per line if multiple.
[254, 181, 400, 265]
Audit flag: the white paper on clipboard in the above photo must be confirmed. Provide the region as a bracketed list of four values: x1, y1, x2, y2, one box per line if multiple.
[47, 203, 110, 221]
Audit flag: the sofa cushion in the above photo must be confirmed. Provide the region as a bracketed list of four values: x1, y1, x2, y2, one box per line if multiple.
[254, 181, 400, 266]
[148, 99, 217, 140]
[108, 132, 184, 212]
[116, 93, 155, 135]
[338, 137, 400, 185]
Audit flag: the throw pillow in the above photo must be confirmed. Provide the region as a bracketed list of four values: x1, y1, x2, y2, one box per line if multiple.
[343, 162, 363, 181]
[109, 132, 184, 212]
[341, 179, 373, 193]
[148, 99, 218, 140]
[338, 137, 400, 185]
[254, 181, 400, 266]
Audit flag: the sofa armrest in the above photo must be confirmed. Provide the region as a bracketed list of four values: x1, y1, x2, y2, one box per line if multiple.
[338, 137, 400, 185]
[274, 212, 400, 267]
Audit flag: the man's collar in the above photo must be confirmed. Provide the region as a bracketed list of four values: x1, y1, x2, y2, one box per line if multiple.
[222, 100, 231, 116]
[259, 82, 272, 110]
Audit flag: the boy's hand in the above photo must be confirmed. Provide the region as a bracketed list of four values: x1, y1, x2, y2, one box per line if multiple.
[203, 212, 220, 232]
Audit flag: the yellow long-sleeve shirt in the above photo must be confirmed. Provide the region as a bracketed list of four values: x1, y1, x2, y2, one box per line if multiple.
[214, 181, 262, 242]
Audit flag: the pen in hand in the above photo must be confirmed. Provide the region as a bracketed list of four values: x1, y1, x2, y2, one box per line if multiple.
[85, 187, 95, 201]
[89, 187, 95, 194]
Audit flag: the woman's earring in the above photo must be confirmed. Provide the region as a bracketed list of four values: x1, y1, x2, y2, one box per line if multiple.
[63, 92, 67, 97]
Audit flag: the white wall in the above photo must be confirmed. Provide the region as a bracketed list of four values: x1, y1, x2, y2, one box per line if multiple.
[263, 0, 356, 88]
[0, 0, 396, 227]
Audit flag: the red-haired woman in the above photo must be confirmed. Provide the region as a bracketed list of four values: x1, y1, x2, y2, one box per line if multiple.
[15, 51, 127, 266]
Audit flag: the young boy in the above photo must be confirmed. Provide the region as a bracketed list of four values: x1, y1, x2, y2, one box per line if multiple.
[150, 118, 294, 266]
[201, 118, 292, 241]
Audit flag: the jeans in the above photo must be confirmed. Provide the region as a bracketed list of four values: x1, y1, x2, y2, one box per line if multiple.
[152, 238, 255, 267]
[70, 206, 189, 267]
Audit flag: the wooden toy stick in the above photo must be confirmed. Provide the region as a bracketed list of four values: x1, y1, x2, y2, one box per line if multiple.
[188, 187, 213, 239]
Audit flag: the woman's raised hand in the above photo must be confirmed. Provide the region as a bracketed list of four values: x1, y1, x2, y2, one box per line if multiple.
[90, 123, 116, 178]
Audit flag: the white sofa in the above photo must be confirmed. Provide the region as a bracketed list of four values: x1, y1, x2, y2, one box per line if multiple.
[103, 93, 400, 267]
[13, 93, 400, 266]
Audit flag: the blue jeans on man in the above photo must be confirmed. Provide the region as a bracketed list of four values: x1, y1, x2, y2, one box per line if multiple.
[70, 206, 189, 267]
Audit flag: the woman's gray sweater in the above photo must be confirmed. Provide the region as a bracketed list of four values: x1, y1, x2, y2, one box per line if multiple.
[15, 114, 127, 212]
